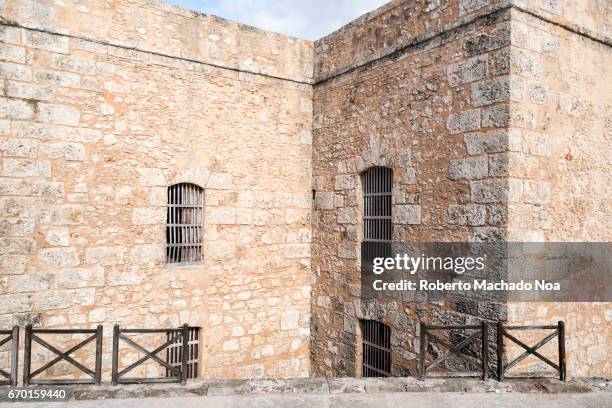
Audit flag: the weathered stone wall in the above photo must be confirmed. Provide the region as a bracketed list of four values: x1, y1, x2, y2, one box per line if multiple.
[311, 0, 516, 378]
[311, 0, 611, 378]
[505, 3, 612, 377]
[0, 0, 313, 380]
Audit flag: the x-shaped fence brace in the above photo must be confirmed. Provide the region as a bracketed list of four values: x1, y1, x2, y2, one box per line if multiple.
[111, 324, 189, 385]
[23, 326, 103, 385]
[419, 322, 489, 380]
[0, 326, 19, 386]
[497, 321, 565, 381]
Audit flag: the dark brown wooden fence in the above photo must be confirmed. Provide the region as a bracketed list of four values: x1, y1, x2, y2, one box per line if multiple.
[0, 326, 19, 386]
[23, 326, 103, 385]
[111, 324, 189, 385]
[419, 322, 489, 380]
[497, 321, 566, 381]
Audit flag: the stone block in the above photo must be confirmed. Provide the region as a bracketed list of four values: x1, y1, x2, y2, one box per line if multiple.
[471, 76, 510, 107]
[482, 105, 509, 128]
[57, 266, 105, 288]
[337, 242, 357, 259]
[464, 130, 508, 154]
[392, 205, 421, 225]
[12, 122, 54, 140]
[0, 137, 37, 158]
[334, 174, 354, 190]
[464, 24, 510, 57]
[488, 153, 509, 177]
[107, 265, 145, 286]
[0, 62, 31, 81]
[337, 207, 355, 224]
[447, 109, 480, 134]
[32, 181, 64, 197]
[132, 207, 165, 225]
[281, 311, 300, 330]
[0, 293, 33, 313]
[37, 247, 80, 268]
[6, 81, 54, 101]
[34, 69, 81, 87]
[205, 241, 235, 260]
[0, 254, 26, 275]
[0, 97, 34, 120]
[285, 243, 310, 258]
[470, 179, 507, 203]
[85, 246, 126, 266]
[130, 244, 164, 264]
[207, 207, 236, 224]
[0, 26, 21, 45]
[45, 228, 70, 246]
[37, 104, 80, 126]
[51, 55, 96, 73]
[447, 204, 486, 226]
[314, 191, 334, 210]
[6, 272, 54, 293]
[1, 158, 50, 177]
[32, 289, 96, 311]
[0, 218, 35, 237]
[40, 142, 86, 161]
[23, 30, 69, 54]
[0, 45, 26, 63]
[488, 204, 507, 225]
[0, 238, 36, 255]
[38, 205, 83, 225]
[207, 172, 233, 189]
[449, 156, 488, 180]
[446, 55, 487, 86]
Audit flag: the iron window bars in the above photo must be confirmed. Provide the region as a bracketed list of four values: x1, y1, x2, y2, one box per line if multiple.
[23, 326, 103, 385]
[111, 324, 189, 385]
[165, 326, 200, 379]
[419, 322, 489, 380]
[167, 183, 204, 265]
[497, 321, 566, 381]
[0, 326, 19, 386]
[361, 319, 392, 377]
[361, 167, 393, 264]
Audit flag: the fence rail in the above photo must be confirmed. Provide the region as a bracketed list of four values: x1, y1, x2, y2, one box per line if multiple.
[497, 321, 565, 381]
[419, 322, 489, 380]
[111, 324, 189, 385]
[23, 325, 103, 386]
[0, 326, 19, 387]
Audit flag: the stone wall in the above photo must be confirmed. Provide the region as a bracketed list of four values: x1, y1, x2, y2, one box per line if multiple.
[311, 0, 611, 378]
[311, 0, 516, 377]
[505, 4, 612, 377]
[0, 0, 313, 380]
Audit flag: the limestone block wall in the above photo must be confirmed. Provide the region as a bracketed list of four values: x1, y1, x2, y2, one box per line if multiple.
[311, 0, 516, 377]
[0, 0, 313, 380]
[504, 5, 612, 377]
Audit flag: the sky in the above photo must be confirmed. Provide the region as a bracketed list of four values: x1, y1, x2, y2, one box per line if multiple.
[163, 0, 389, 40]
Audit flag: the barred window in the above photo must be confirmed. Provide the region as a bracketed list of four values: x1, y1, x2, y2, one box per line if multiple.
[361, 319, 391, 377]
[166, 183, 203, 264]
[361, 167, 392, 262]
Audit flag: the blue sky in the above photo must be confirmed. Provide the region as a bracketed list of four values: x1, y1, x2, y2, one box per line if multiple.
[163, 0, 389, 40]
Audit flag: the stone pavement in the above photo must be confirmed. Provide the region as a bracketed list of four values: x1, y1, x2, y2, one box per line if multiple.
[3, 377, 611, 407]
[6, 391, 612, 408]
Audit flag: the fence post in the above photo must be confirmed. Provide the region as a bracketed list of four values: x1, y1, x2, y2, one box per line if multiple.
[10, 326, 19, 387]
[94, 325, 103, 385]
[481, 322, 488, 381]
[23, 325, 32, 386]
[558, 321, 566, 381]
[111, 325, 119, 386]
[496, 322, 504, 381]
[180, 324, 189, 385]
[419, 322, 426, 380]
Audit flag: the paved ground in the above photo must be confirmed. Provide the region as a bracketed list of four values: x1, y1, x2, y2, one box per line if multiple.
[7, 392, 612, 408]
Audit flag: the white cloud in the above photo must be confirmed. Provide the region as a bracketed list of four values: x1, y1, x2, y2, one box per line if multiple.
[163, 0, 389, 40]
